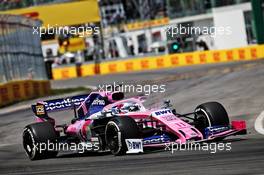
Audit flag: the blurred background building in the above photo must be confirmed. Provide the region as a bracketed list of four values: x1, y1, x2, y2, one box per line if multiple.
[0, 0, 71, 10]
[100, 0, 262, 58]
[0, 0, 263, 75]
[99, 0, 167, 26]
[167, 0, 250, 18]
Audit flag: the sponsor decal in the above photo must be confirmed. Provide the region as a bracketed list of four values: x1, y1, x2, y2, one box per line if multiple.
[154, 109, 172, 116]
[36, 105, 45, 115]
[44, 94, 87, 111]
[204, 125, 230, 138]
[226, 50, 234, 61]
[33, 83, 40, 96]
[156, 58, 164, 67]
[108, 64, 117, 73]
[91, 99, 105, 106]
[170, 56, 179, 65]
[24, 82, 31, 97]
[0, 87, 9, 102]
[61, 70, 69, 78]
[213, 52, 220, 62]
[238, 49, 245, 60]
[186, 55, 194, 64]
[13, 84, 21, 99]
[199, 53, 207, 63]
[162, 115, 178, 121]
[125, 62, 134, 71]
[143, 134, 171, 145]
[22, 12, 39, 19]
[125, 139, 143, 154]
[141, 60, 149, 69]
[250, 48, 257, 58]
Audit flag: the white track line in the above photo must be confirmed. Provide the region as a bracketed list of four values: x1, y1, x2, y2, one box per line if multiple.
[254, 110, 264, 135]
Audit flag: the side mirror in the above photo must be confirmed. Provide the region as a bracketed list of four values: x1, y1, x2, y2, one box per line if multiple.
[112, 92, 124, 101]
[172, 109, 177, 115]
[163, 100, 172, 108]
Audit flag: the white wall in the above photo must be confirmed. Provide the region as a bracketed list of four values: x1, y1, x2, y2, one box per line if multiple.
[213, 3, 251, 49]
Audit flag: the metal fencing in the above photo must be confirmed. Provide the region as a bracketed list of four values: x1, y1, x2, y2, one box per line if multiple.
[0, 14, 47, 83]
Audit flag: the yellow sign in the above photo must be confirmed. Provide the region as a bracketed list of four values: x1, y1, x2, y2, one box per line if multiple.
[125, 18, 169, 31]
[59, 37, 86, 53]
[0, 0, 100, 27]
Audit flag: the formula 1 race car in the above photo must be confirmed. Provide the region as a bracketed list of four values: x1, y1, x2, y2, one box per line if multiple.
[23, 91, 247, 160]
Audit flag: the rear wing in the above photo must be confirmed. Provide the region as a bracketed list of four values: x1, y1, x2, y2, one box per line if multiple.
[31, 94, 89, 116]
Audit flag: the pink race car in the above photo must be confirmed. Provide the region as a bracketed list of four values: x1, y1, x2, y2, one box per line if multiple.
[23, 91, 247, 160]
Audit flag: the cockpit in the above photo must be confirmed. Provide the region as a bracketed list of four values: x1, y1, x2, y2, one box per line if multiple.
[110, 100, 146, 114]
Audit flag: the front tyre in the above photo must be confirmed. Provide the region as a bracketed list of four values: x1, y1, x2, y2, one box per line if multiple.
[23, 122, 58, 160]
[195, 102, 229, 132]
[105, 116, 140, 155]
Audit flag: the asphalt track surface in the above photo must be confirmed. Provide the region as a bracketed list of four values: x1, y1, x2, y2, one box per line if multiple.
[1, 60, 264, 175]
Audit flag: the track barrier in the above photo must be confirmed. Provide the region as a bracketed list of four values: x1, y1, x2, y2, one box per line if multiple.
[52, 44, 264, 80]
[0, 80, 51, 107]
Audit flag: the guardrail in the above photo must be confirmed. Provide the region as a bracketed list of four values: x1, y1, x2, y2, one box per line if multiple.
[52, 44, 264, 80]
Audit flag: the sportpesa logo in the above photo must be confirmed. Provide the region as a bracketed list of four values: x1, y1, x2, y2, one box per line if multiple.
[44, 95, 86, 111]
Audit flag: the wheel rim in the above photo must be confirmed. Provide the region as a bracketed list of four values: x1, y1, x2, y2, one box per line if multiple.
[23, 130, 35, 158]
[106, 124, 120, 154]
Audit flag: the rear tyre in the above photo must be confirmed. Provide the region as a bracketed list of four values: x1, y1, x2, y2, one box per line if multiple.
[105, 116, 140, 155]
[23, 122, 58, 160]
[195, 102, 229, 132]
